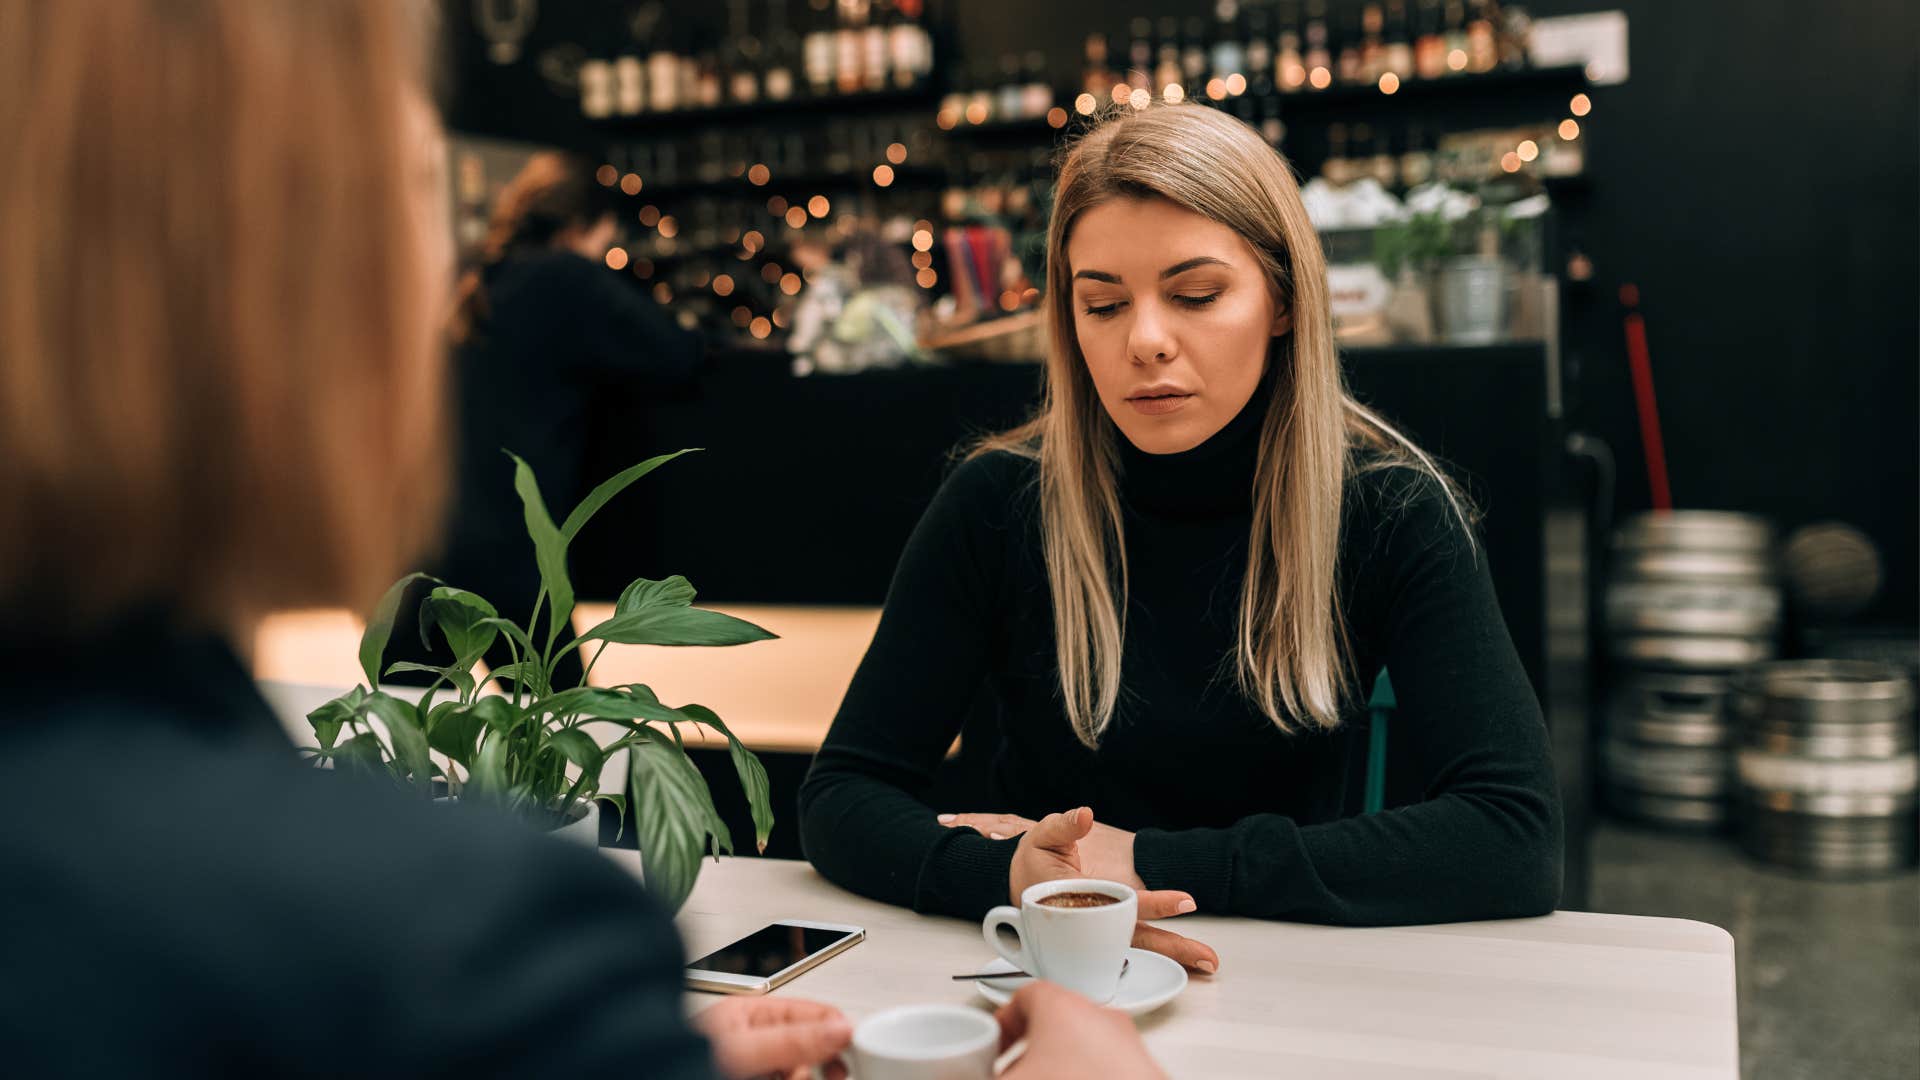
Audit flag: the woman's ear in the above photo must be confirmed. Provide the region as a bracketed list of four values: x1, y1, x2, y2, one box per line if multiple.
[1271, 306, 1294, 337]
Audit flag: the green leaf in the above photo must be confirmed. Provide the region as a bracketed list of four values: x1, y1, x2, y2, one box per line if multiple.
[331, 731, 391, 778]
[383, 660, 476, 701]
[600, 792, 628, 843]
[560, 450, 699, 544]
[469, 728, 511, 800]
[465, 695, 523, 736]
[629, 728, 729, 913]
[539, 685, 687, 724]
[427, 701, 488, 769]
[487, 661, 543, 692]
[422, 587, 499, 670]
[616, 574, 698, 613]
[363, 692, 432, 792]
[508, 452, 574, 652]
[681, 703, 774, 854]
[360, 572, 434, 688]
[577, 607, 778, 648]
[305, 686, 366, 751]
[546, 727, 607, 778]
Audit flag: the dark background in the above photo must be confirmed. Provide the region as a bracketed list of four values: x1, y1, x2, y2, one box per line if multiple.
[445, 0, 1920, 627]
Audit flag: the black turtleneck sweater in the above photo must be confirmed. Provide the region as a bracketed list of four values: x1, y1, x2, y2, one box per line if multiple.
[797, 395, 1562, 926]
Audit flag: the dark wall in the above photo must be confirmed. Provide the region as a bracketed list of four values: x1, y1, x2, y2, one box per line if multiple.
[931, 0, 1920, 624]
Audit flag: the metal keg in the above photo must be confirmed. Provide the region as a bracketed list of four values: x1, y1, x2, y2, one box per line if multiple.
[1603, 512, 1782, 829]
[1732, 660, 1919, 876]
[1607, 512, 1781, 672]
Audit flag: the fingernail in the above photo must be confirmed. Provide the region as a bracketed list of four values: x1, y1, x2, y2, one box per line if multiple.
[937, 814, 956, 824]
[1196, 960, 1217, 974]
[989, 832, 1006, 840]
[1176, 899, 1196, 914]
[827, 1018, 853, 1039]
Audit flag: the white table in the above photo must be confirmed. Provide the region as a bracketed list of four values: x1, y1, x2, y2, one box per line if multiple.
[610, 854, 1739, 1080]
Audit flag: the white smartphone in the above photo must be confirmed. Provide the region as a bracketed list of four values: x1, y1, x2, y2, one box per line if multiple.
[684, 919, 866, 994]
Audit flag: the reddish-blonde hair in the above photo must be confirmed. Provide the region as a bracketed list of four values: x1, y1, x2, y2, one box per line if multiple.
[0, 0, 446, 635]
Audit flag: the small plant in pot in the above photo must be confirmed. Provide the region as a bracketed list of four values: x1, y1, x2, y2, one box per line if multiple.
[301, 449, 775, 914]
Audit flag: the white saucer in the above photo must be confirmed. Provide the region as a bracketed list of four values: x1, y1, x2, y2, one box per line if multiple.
[970, 947, 1187, 1017]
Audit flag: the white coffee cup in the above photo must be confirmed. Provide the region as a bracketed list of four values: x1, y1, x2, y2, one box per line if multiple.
[981, 878, 1136, 1003]
[848, 1004, 999, 1080]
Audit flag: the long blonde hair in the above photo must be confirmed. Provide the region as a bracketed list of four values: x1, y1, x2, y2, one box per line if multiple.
[973, 104, 1470, 747]
[0, 0, 445, 635]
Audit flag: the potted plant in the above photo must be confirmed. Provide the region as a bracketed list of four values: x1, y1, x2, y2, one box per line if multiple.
[300, 449, 776, 914]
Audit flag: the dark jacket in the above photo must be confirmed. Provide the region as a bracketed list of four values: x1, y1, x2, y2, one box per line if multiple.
[0, 617, 715, 1078]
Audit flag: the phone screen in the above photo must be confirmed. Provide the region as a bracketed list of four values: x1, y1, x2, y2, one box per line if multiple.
[687, 923, 858, 978]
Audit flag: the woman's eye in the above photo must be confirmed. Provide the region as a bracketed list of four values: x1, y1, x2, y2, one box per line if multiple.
[1082, 301, 1125, 319]
[1175, 293, 1221, 308]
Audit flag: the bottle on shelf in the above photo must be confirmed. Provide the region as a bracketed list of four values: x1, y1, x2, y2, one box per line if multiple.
[1127, 17, 1154, 94]
[1277, 0, 1308, 91]
[1400, 125, 1435, 188]
[1413, 0, 1446, 79]
[834, 0, 865, 95]
[648, 13, 681, 109]
[1210, 0, 1246, 87]
[763, 0, 799, 102]
[1245, 3, 1274, 95]
[1336, 5, 1365, 86]
[1020, 51, 1051, 120]
[1083, 31, 1113, 99]
[889, 0, 934, 90]
[1366, 125, 1398, 187]
[615, 49, 645, 115]
[1153, 17, 1182, 99]
[1466, 0, 1498, 73]
[1302, 0, 1333, 89]
[861, 0, 889, 92]
[1180, 16, 1209, 94]
[1259, 95, 1286, 150]
[724, 0, 760, 105]
[1442, 0, 1470, 74]
[995, 53, 1023, 121]
[1360, 3, 1385, 82]
[803, 0, 837, 96]
[695, 31, 723, 108]
[1323, 122, 1351, 183]
[675, 23, 700, 110]
[580, 57, 614, 118]
[966, 59, 996, 123]
[1384, 0, 1414, 78]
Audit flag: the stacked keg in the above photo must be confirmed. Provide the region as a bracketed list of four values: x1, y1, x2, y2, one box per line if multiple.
[1732, 660, 1918, 875]
[1603, 512, 1782, 828]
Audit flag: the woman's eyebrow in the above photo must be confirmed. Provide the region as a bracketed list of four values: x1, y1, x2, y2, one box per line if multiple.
[1071, 256, 1231, 284]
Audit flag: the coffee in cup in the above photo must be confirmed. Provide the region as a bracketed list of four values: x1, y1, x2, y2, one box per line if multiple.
[982, 879, 1136, 1003]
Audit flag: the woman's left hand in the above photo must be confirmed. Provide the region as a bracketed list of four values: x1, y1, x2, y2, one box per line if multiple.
[938, 811, 1145, 891]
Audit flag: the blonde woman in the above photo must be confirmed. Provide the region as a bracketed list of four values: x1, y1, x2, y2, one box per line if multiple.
[799, 104, 1561, 969]
[0, 2, 1162, 1076]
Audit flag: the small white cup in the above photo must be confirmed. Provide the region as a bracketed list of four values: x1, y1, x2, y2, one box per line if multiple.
[849, 1004, 999, 1080]
[981, 878, 1136, 1003]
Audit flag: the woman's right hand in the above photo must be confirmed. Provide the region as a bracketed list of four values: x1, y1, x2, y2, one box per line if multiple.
[995, 980, 1167, 1079]
[1008, 807, 1220, 974]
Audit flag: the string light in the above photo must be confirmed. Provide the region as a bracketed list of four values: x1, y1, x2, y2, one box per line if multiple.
[1110, 82, 1130, 105]
[807, 195, 831, 218]
[779, 272, 802, 296]
[749, 317, 772, 340]
[1206, 78, 1227, 100]
[964, 101, 988, 125]
[1225, 73, 1247, 95]
[1517, 139, 1539, 162]
[1378, 72, 1400, 94]
[1075, 93, 1098, 115]
[916, 268, 938, 288]
[742, 229, 765, 252]
[1570, 93, 1592, 116]
[652, 283, 672, 303]
[784, 206, 807, 228]
[1046, 107, 1068, 128]
[656, 215, 678, 238]
[872, 164, 895, 186]
[638, 205, 661, 227]
[761, 262, 783, 284]
[731, 306, 752, 327]
[619, 173, 642, 195]
[595, 164, 618, 186]
[1128, 88, 1150, 109]
[1162, 83, 1185, 103]
[1558, 119, 1581, 140]
[911, 228, 934, 251]
[1447, 49, 1468, 71]
[713, 274, 735, 297]
[1500, 151, 1522, 173]
[747, 163, 771, 185]
[886, 142, 908, 164]
[771, 308, 790, 329]
[911, 250, 933, 269]
[1309, 66, 1332, 89]
[603, 247, 628, 271]
[767, 195, 788, 215]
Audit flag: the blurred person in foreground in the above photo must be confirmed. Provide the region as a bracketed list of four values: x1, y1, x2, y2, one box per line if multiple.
[0, 2, 1163, 1077]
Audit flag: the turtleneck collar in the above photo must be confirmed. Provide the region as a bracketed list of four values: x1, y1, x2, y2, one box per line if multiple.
[1115, 368, 1272, 518]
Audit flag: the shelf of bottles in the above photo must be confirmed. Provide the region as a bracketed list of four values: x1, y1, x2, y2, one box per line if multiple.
[570, 0, 1592, 359]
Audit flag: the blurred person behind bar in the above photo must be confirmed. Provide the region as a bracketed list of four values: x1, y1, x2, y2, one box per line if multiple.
[391, 150, 704, 689]
[0, 2, 1164, 1077]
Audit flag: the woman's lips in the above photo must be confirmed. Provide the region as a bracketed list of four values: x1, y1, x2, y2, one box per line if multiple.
[1126, 393, 1194, 416]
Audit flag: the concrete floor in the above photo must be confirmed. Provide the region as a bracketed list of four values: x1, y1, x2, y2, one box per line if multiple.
[1587, 821, 1919, 1080]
